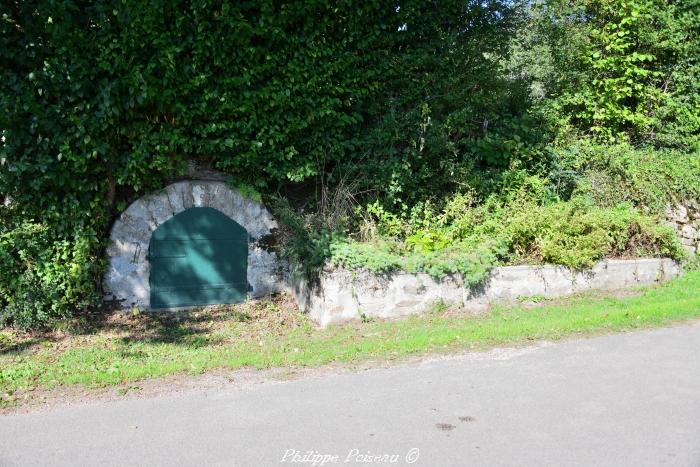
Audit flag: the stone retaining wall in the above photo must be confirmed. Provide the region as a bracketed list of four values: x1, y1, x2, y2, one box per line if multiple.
[292, 258, 680, 327]
[666, 201, 700, 256]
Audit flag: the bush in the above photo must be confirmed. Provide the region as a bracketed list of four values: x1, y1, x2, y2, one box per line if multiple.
[327, 189, 684, 283]
[330, 237, 504, 286]
[0, 220, 103, 330]
[0, 272, 61, 330]
[549, 141, 700, 211]
[506, 198, 683, 268]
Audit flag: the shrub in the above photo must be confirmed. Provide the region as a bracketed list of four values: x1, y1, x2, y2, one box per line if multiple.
[0, 220, 103, 330]
[329, 237, 504, 286]
[329, 239, 403, 275]
[506, 198, 683, 268]
[328, 191, 684, 283]
[550, 141, 700, 211]
[0, 271, 61, 330]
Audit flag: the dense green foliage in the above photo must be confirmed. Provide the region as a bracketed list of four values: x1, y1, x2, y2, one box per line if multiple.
[509, 0, 700, 147]
[329, 189, 683, 278]
[1, 0, 698, 328]
[550, 141, 700, 210]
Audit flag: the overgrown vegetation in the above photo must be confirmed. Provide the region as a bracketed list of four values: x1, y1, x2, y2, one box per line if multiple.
[1, 0, 698, 328]
[330, 192, 682, 279]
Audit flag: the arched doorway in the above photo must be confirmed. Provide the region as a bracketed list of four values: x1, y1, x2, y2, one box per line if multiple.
[149, 207, 248, 308]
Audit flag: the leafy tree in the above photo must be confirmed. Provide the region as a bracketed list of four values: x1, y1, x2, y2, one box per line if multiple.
[510, 0, 699, 147]
[358, 0, 535, 207]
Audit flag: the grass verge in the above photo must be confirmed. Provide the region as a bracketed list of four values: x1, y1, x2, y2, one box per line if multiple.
[2, 270, 700, 408]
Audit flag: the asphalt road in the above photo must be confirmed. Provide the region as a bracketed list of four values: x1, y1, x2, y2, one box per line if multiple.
[2, 323, 700, 467]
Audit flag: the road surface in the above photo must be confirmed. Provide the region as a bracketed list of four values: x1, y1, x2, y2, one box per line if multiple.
[2, 323, 700, 466]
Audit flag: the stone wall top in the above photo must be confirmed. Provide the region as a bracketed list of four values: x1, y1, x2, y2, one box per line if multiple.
[293, 258, 681, 327]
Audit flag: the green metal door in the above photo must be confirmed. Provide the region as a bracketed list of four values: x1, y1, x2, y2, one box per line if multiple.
[149, 207, 248, 309]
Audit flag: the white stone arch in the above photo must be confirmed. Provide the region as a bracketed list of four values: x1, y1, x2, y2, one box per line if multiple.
[103, 180, 285, 310]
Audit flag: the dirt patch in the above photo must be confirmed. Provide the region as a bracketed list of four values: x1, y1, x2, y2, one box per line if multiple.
[2, 294, 307, 356]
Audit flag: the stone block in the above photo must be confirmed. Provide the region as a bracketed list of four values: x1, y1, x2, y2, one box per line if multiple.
[165, 183, 186, 214]
[668, 204, 689, 223]
[486, 265, 547, 301]
[681, 224, 698, 240]
[682, 244, 697, 256]
[191, 183, 207, 207]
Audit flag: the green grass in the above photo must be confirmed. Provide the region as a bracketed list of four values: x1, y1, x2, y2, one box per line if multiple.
[2, 271, 700, 406]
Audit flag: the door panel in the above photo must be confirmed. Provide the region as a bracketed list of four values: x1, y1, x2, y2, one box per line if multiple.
[149, 207, 248, 309]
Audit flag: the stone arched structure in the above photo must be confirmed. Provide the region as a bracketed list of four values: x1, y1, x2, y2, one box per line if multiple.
[103, 180, 285, 310]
